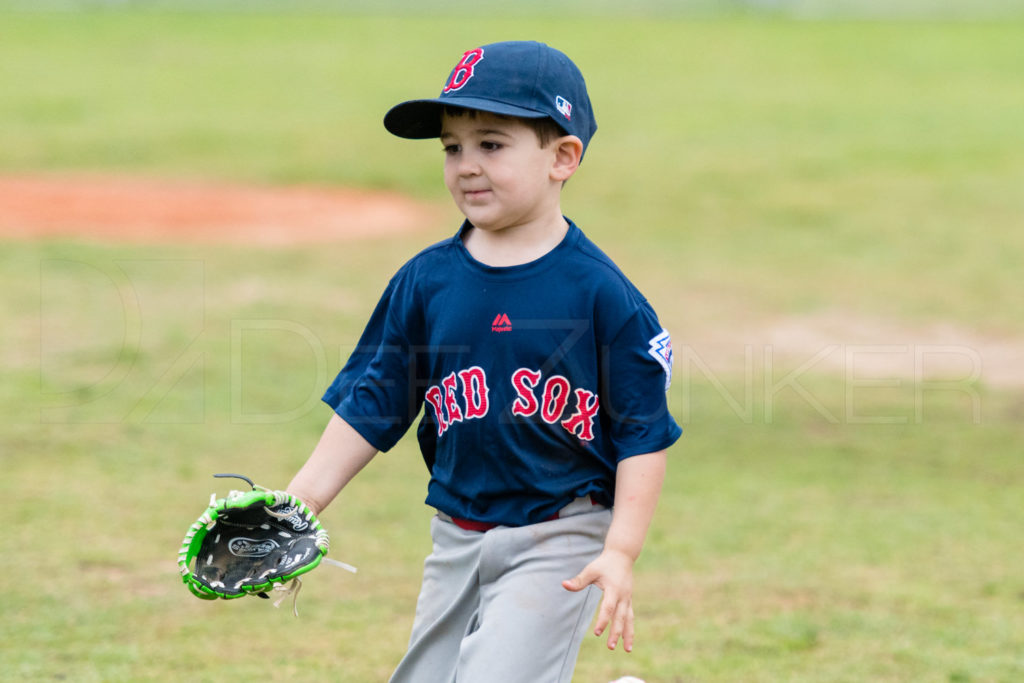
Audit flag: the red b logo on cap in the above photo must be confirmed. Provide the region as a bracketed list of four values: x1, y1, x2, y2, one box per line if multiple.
[443, 48, 485, 93]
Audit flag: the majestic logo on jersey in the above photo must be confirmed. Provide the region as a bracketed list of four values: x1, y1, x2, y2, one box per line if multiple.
[424, 366, 600, 442]
[555, 95, 573, 121]
[648, 328, 674, 391]
[491, 313, 512, 332]
[443, 47, 485, 93]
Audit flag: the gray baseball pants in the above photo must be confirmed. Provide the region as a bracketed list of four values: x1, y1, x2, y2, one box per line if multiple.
[389, 497, 613, 683]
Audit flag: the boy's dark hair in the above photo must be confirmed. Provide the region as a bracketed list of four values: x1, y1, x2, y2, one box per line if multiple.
[442, 106, 567, 149]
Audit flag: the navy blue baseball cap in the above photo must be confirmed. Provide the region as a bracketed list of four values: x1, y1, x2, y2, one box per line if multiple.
[384, 41, 598, 154]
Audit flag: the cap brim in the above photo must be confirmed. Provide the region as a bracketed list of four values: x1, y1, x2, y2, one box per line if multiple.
[384, 97, 550, 139]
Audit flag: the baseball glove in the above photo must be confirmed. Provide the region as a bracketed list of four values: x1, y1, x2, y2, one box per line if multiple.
[178, 474, 337, 613]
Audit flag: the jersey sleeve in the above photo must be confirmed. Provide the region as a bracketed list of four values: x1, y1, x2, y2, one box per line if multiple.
[600, 302, 682, 460]
[322, 269, 425, 452]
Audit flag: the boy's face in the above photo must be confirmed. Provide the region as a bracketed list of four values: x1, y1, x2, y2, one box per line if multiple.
[440, 111, 564, 234]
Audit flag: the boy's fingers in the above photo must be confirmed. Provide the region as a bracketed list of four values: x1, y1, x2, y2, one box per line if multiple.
[606, 597, 630, 650]
[593, 589, 618, 638]
[562, 566, 595, 592]
[623, 603, 635, 653]
[561, 576, 583, 591]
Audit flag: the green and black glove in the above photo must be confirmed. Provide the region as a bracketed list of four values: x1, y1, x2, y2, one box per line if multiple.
[178, 474, 336, 614]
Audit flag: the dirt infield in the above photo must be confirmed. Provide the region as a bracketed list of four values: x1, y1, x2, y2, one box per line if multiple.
[0, 174, 442, 246]
[4, 173, 1019, 390]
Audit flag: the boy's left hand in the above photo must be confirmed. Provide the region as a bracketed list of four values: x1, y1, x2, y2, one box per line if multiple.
[562, 549, 636, 652]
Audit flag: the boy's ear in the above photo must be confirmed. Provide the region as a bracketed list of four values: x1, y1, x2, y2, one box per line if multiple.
[550, 135, 584, 182]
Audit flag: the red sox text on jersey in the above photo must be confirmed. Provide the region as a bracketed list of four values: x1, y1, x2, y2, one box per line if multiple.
[423, 366, 600, 441]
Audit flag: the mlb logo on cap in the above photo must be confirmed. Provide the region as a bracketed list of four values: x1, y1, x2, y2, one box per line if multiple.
[555, 95, 572, 121]
[384, 41, 598, 155]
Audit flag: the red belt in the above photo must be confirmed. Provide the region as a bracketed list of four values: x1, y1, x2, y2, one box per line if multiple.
[449, 497, 599, 532]
[449, 512, 557, 532]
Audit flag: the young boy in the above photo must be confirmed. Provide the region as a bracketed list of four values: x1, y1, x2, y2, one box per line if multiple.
[287, 41, 681, 682]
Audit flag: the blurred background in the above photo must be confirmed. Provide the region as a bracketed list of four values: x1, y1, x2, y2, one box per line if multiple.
[2, 1, 1022, 681]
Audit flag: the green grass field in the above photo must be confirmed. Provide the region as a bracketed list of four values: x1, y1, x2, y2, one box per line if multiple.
[2, 5, 1023, 682]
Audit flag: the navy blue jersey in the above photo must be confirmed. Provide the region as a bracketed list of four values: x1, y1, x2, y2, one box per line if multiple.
[323, 220, 681, 527]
